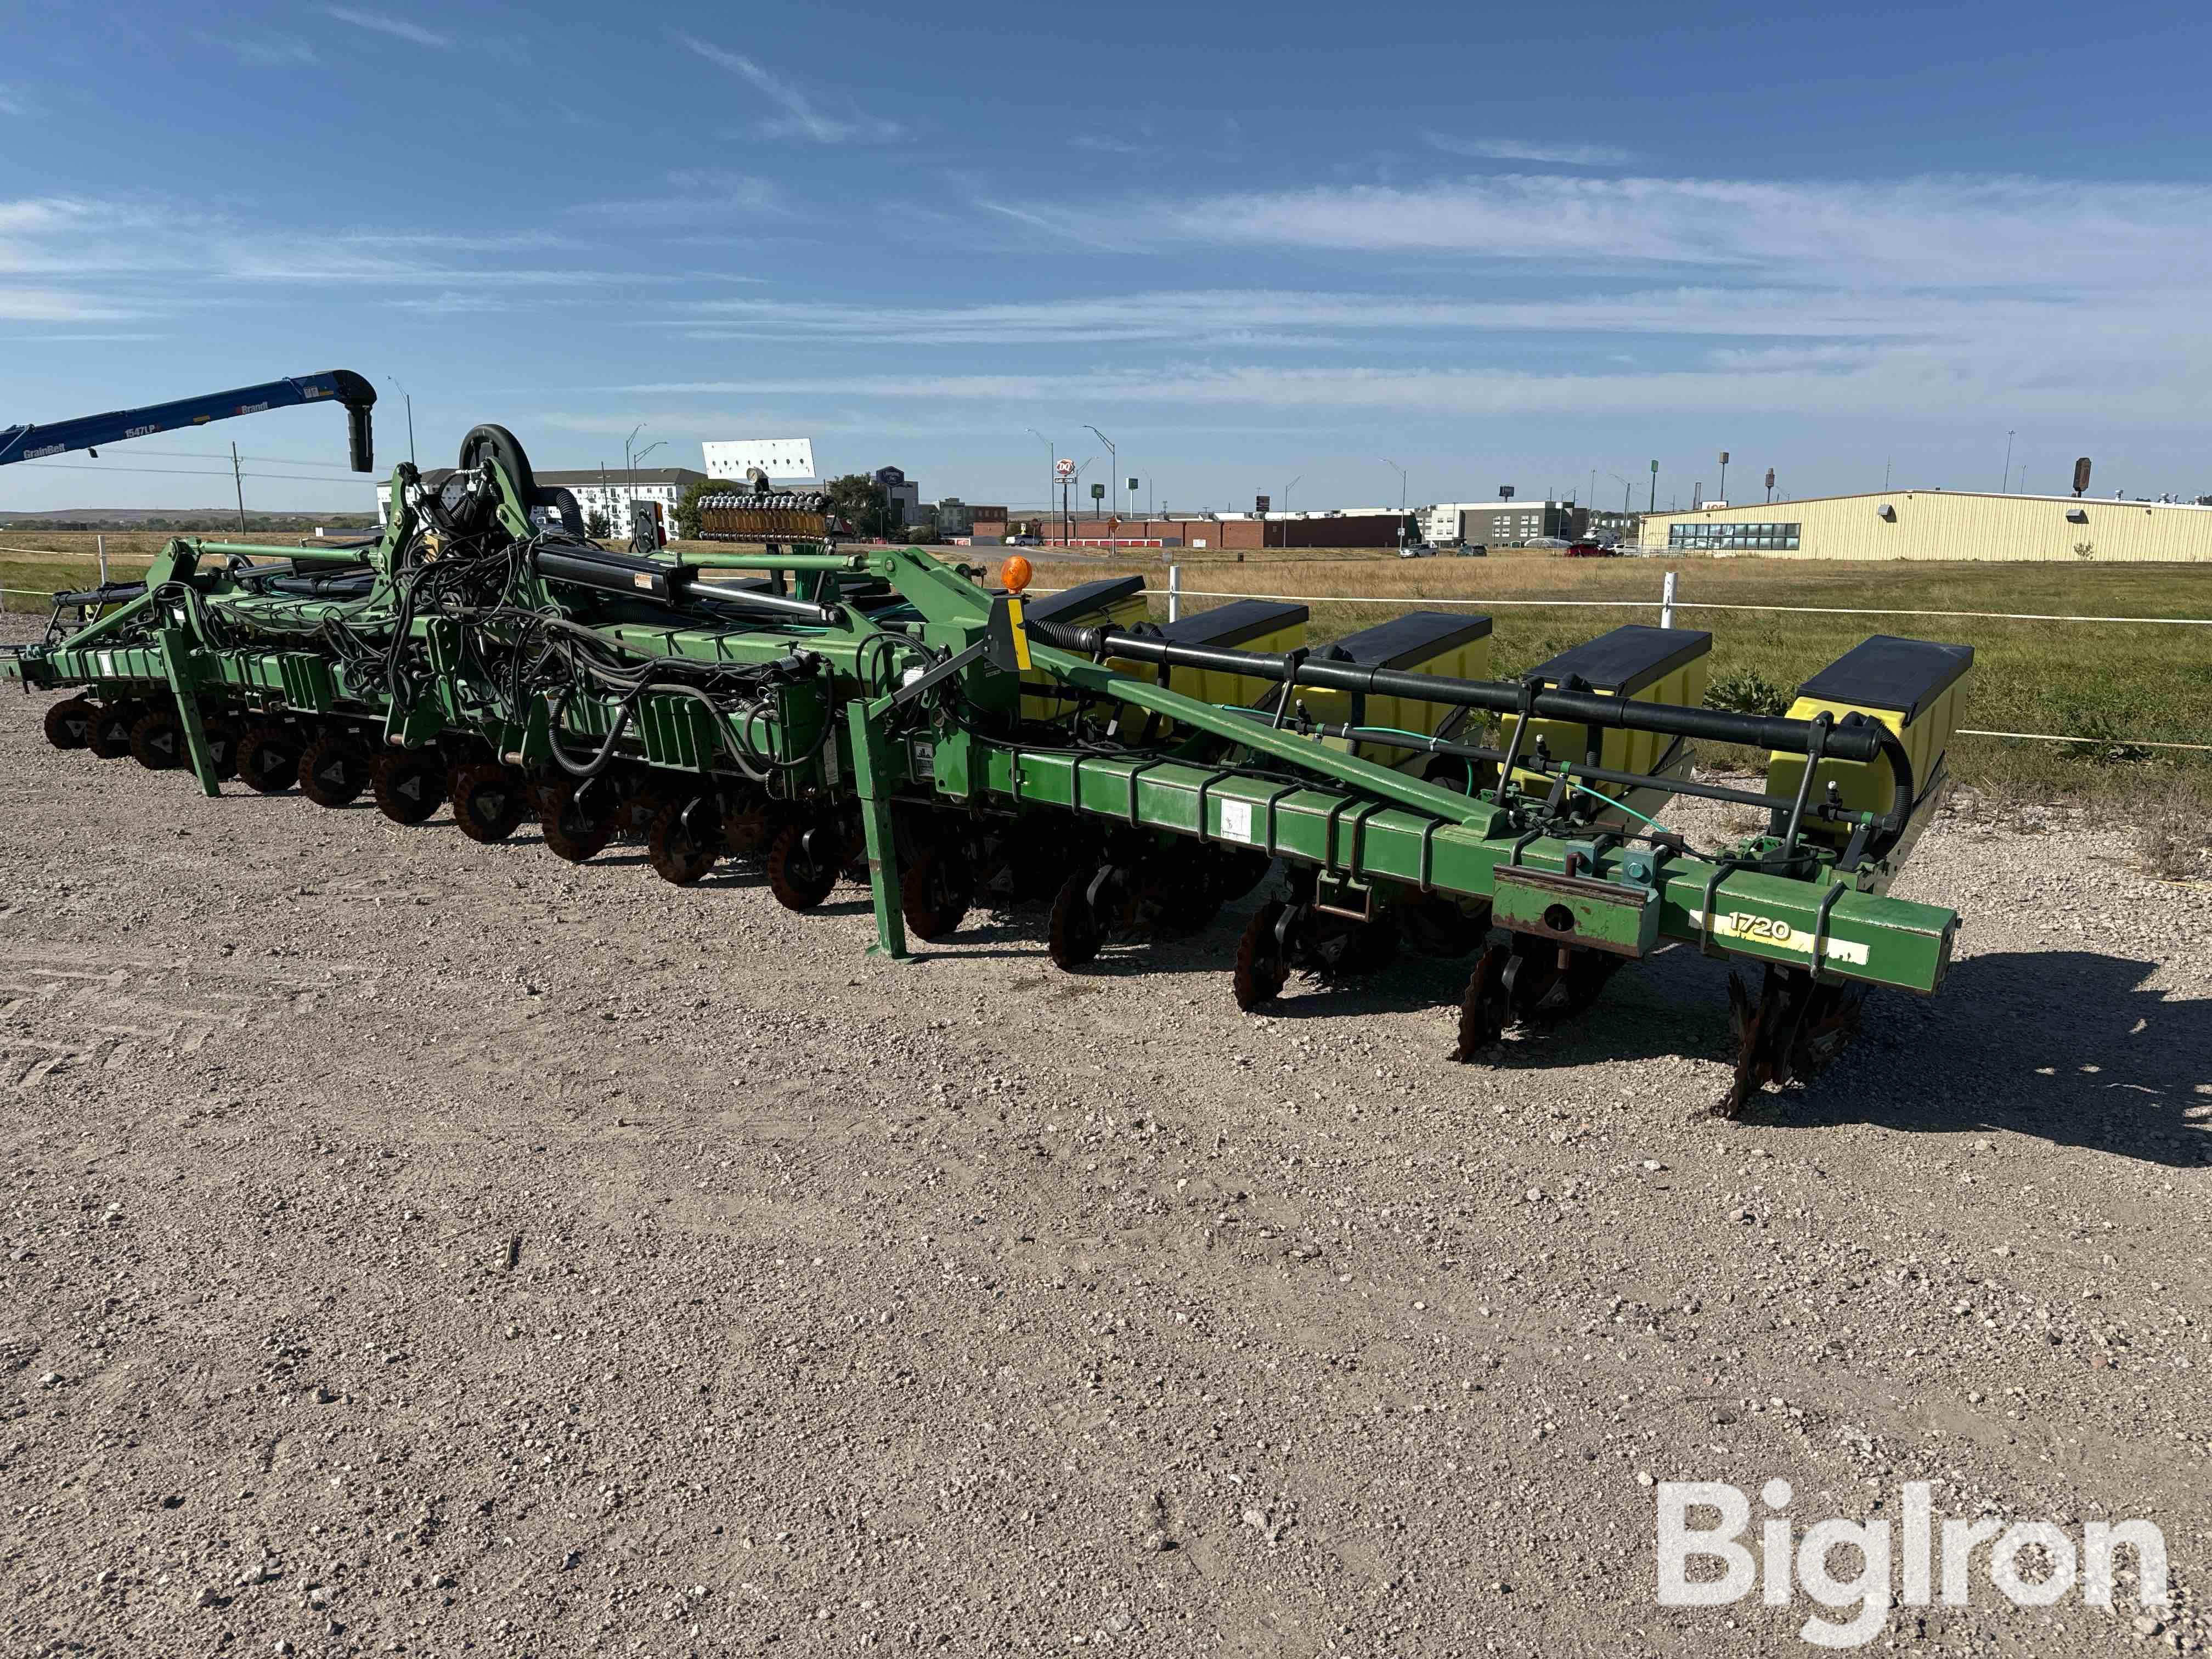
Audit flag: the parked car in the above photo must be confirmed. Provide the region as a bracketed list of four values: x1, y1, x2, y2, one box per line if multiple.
[1564, 540, 1622, 558]
[1398, 542, 1437, 558]
[1451, 542, 1487, 557]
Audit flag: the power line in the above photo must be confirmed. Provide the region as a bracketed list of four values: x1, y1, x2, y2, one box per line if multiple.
[7, 459, 375, 485]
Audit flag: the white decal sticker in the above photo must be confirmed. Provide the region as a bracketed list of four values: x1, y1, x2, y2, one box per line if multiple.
[1218, 799, 1254, 844]
[1688, 909, 1869, 966]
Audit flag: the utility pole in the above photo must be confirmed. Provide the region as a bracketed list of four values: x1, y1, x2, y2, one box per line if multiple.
[2002, 430, 2016, 494]
[1718, 450, 1729, 504]
[1383, 458, 1407, 510]
[1648, 459, 1657, 515]
[230, 442, 247, 533]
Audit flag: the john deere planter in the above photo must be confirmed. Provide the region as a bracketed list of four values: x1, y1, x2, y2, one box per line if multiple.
[4, 424, 1972, 1116]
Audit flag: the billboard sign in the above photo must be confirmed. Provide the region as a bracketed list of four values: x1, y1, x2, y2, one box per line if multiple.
[701, 438, 816, 482]
[1055, 456, 1076, 479]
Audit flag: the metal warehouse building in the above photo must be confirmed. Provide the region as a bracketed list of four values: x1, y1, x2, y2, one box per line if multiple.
[1638, 490, 2212, 562]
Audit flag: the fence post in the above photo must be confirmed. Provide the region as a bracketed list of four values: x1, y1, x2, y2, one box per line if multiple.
[1167, 563, 1181, 623]
[1660, 568, 1677, 630]
[97, 533, 109, 586]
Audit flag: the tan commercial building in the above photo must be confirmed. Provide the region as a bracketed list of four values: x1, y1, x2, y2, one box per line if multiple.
[1638, 489, 2212, 562]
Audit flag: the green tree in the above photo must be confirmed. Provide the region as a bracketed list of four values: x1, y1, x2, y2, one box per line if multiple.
[674, 477, 747, 541]
[824, 472, 894, 538]
[585, 507, 611, 539]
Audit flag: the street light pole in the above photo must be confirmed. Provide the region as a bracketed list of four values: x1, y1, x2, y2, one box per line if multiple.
[387, 377, 415, 466]
[1382, 458, 1406, 510]
[1083, 425, 1115, 523]
[2003, 430, 2016, 494]
[1026, 428, 1053, 520]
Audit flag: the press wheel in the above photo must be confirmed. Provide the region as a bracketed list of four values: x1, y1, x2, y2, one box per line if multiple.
[372, 747, 447, 825]
[1231, 900, 1291, 1011]
[450, 763, 529, 843]
[766, 822, 839, 911]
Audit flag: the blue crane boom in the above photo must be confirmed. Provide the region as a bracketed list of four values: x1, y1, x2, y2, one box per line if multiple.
[0, 370, 376, 471]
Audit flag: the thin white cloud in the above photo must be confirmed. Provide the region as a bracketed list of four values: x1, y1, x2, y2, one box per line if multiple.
[225, 35, 320, 65]
[0, 84, 37, 117]
[1070, 133, 1155, 156]
[1014, 172, 2212, 292]
[1426, 134, 1633, 166]
[565, 169, 782, 224]
[673, 35, 905, 143]
[0, 287, 146, 323]
[646, 286, 2033, 348]
[322, 7, 450, 49]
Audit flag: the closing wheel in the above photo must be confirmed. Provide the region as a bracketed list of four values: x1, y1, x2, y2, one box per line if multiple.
[372, 747, 447, 826]
[900, 839, 975, 943]
[85, 702, 140, 760]
[1047, 870, 1105, 969]
[450, 763, 529, 844]
[126, 707, 185, 770]
[538, 777, 617, 864]
[647, 794, 723, 887]
[1716, 967, 1865, 1119]
[235, 724, 301, 794]
[297, 730, 372, 806]
[721, 790, 776, 860]
[766, 821, 839, 912]
[1232, 899, 1292, 1010]
[1450, 940, 1513, 1061]
[43, 697, 95, 751]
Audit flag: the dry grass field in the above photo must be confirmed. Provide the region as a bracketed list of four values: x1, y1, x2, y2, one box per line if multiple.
[5, 532, 2206, 816]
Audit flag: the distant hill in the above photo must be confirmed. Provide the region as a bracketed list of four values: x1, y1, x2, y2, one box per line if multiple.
[0, 507, 379, 531]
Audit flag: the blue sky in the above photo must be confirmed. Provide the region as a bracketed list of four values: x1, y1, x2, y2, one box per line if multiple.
[6, 0, 2211, 515]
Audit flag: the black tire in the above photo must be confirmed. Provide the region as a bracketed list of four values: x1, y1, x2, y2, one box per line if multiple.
[900, 839, 974, 943]
[647, 794, 723, 887]
[372, 747, 446, 825]
[127, 706, 185, 771]
[538, 777, 616, 864]
[297, 730, 372, 807]
[235, 725, 301, 794]
[1232, 900, 1291, 1010]
[765, 822, 839, 912]
[451, 763, 530, 844]
[1047, 871, 1104, 969]
[85, 702, 140, 760]
[42, 697, 94, 751]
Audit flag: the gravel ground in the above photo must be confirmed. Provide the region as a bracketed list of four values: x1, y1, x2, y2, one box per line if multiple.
[1, 664, 2207, 1659]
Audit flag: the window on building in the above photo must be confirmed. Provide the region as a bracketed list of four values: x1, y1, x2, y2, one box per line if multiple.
[1668, 521, 1802, 551]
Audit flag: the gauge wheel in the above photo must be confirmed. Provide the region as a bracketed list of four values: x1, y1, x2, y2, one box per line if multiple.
[235, 724, 301, 794]
[451, 763, 531, 844]
[1232, 900, 1291, 1010]
[372, 747, 447, 825]
[42, 697, 95, 751]
[297, 730, 372, 807]
[647, 794, 723, 887]
[766, 822, 839, 911]
[127, 707, 185, 771]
